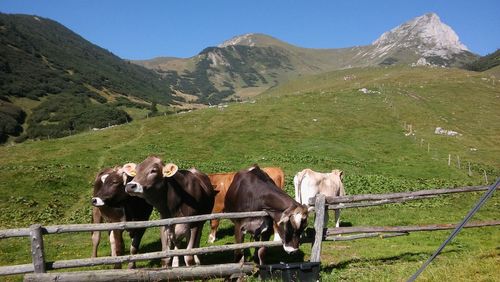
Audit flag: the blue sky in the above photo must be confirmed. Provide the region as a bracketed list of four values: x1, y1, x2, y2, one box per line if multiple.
[1, 0, 499, 60]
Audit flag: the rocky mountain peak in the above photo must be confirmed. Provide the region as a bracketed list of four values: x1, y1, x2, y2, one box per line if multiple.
[218, 33, 258, 48]
[372, 13, 469, 59]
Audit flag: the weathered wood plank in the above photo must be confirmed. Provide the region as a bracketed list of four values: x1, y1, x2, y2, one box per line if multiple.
[0, 211, 269, 239]
[24, 263, 255, 282]
[310, 194, 326, 263]
[324, 232, 409, 241]
[326, 220, 500, 235]
[309, 185, 488, 205]
[0, 264, 33, 276]
[49, 240, 282, 270]
[29, 224, 45, 273]
[326, 195, 438, 209]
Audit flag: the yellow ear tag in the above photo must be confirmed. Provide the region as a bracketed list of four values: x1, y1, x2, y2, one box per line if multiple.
[163, 163, 178, 178]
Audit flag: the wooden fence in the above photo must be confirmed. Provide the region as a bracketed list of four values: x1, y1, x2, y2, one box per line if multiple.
[0, 185, 498, 281]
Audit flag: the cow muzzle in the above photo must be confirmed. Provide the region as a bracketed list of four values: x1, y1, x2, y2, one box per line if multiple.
[91, 197, 105, 207]
[283, 245, 299, 254]
[125, 181, 144, 196]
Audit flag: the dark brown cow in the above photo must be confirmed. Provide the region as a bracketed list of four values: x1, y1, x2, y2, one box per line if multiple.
[207, 167, 285, 243]
[224, 165, 310, 265]
[124, 156, 216, 267]
[91, 163, 153, 269]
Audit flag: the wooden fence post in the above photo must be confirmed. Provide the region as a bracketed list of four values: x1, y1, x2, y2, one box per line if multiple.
[310, 194, 326, 263]
[29, 224, 46, 273]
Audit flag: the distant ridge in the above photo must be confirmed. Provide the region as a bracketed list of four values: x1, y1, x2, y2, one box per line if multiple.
[135, 13, 478, 104]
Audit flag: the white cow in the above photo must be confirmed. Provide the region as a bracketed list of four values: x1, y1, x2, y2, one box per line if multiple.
[293, 169, 345, 227]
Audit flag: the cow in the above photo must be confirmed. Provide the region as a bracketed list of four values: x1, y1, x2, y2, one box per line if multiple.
[293, 169, 345, 228]
[124, 156, 216, 267]
[91, 163, 153, 269]
[207, 166, 285, 243]
[224, 165, 310, 265]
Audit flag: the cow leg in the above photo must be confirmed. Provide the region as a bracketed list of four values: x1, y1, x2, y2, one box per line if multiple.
[109, 230, 123, 269]
[184, 225, 202, 266]
[255, 227, 272, 265]
[207, 219, 219, 243]
[91, 207, 102, 258]
[160, 226, 171, 267]
[233, 223, 245, 263]
[193, 224, 203, 265]
[334, 209, 341, 228]
[324, 209, 330, 227]
[172, 245, 180, 267]
[127, 228, 146, 269]
[91, 231, 101, 257]
[168, 226, 179, 267]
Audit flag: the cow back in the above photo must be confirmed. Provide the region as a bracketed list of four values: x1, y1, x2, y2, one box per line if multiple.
[166, 169, 216, 218]
[225, 166, 291, 214]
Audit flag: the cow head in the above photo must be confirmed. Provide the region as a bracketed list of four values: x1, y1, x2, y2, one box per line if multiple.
[125, 156, 178, 198]
[275, 204, 309, 253]
[91, 163, 136, 207]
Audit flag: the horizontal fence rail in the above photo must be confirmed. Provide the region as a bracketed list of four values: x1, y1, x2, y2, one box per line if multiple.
[326, 220, 500, 236]
[0, 211, 269, 239]
[308, 185, 489, 206]
[0, 241, 282, 276]
[24, 263, 256, 282]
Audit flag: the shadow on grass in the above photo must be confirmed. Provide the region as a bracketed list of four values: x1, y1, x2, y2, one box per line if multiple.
[137, 237, 306, 268]
[322, 249, 461, 273]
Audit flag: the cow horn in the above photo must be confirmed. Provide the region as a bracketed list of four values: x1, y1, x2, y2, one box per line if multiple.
[163, 163, 178, 178]
[277, 214, 290, 225]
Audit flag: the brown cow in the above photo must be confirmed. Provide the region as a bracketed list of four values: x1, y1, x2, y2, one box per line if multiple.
[224, 165, 310, 265]
[207, 166, 285, 243]
[124, 156, 216, 267]
[91, 163, 153, 269]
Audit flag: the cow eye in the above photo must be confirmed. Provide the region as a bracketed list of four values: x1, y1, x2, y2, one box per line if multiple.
[150, 168, 158, 174]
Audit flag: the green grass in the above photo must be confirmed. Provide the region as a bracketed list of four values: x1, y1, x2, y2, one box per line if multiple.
[0, 66, 498, 281]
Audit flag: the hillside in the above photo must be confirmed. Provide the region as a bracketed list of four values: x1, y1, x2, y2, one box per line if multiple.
[0, 66, 498, 281]
[0, 13, 178, 143]
[466, 49, 500, 72]
[0, 66, 498, 228]
[135, 13, 478, 104]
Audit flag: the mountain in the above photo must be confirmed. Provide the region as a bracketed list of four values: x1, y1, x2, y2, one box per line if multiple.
[465, 49, 500, 72]
[0, 13, 178, 143]
[135, 13, 479, 104]
[357, 13, 477, 67]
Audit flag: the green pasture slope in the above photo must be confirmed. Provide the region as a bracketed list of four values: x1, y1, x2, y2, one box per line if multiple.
[0, 66, 498, 281]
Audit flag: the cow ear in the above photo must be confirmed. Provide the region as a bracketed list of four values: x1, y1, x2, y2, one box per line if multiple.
[163, 163, 178, 178]
[121, 163, 137, 177]
[339, 170, 344, 180]
[100, 174, 110, 183]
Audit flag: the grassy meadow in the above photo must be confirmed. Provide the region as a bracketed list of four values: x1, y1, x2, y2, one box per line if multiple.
[0, 66, 498, 281]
